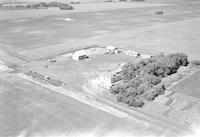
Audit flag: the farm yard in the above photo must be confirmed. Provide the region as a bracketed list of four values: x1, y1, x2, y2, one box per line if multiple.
[19, 49, 139, 91]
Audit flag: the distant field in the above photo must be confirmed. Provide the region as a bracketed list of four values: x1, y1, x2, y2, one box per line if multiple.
[169, 70, 200, 98]
[0, 0, 101, 3]
[0, 2, 167, 59]
[0, 3, 164, 20]
[0, 1, 200, 60]
[91, 17, 200, 60]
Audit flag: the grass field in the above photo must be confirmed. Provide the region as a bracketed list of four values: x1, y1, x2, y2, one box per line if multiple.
[0, 74, 165, 137]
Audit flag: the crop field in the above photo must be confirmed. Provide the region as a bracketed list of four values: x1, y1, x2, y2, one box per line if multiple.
[169, 70, 200, 98]
[0, 74, 166, 137]
[1, 2, 200, 60]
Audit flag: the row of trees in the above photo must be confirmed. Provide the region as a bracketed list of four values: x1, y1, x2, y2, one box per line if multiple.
[110, 53, 189, 107]
[0, 2, 74, 10]
[37, 2, 74, 10]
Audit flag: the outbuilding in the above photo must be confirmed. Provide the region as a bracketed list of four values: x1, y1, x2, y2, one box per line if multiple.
[141, 54, 152, 59]
[125, 50, 139, 57]
[72, 50, 88, 61]
[106, 46, 119, 54]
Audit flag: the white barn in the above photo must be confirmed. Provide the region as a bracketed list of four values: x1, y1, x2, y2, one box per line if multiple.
[72, 50, 88, 61]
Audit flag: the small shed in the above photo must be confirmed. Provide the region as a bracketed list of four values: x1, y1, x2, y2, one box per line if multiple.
[154, 11, 164, 15]
[72, 50, 88, 61]
[125, 50, 139, 57]
[106, 46, 119, 54]
[141, 54, 152, 59]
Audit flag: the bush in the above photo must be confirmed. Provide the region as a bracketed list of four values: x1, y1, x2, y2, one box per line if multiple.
[48, 2, 59, 7]
[47, 2, 74, 10]
[110, 84, 126, 95]
[111, 74, 122, 84]
[129, 99, 144, 108]
[39, 2, 48, 7]
[154, 11, 164, 15]
[168, 53, 189, 66]
[144, 91, 155, 101]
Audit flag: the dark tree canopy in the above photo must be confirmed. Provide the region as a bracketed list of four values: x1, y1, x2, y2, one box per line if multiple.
[110, 53, 189, 107]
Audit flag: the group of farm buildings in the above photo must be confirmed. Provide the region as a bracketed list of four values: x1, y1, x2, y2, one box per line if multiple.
[71, 46, 152, 91]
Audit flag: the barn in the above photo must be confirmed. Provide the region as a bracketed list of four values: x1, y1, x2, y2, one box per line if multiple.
[72, 50, 89, 61]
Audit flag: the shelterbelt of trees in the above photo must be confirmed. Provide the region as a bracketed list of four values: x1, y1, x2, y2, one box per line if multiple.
[110, 53, 189, 108]
[0, 2, 74, 10]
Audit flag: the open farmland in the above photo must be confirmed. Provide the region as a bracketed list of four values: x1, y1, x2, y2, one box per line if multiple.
[169, 70, 200, 98]
[0, 74, 167, 137]
[1, 2, 200, 60]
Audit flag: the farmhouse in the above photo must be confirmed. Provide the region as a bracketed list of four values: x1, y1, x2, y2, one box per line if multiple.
[106, 46, 119, 54]
[98, 71, 112, 90]
[72, 50, 89, 61]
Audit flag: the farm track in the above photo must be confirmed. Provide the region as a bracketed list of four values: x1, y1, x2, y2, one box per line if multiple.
[16, 72, 191, 135]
